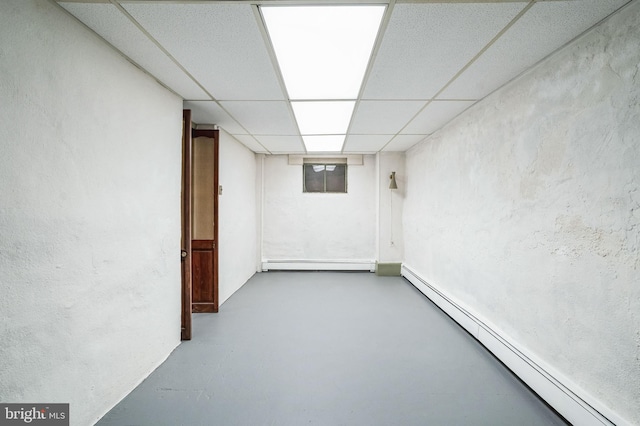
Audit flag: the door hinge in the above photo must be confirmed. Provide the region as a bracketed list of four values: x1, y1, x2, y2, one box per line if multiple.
[212, 242, 216, 249]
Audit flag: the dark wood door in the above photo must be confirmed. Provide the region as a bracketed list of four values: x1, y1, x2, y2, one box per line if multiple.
[180, 110, 193, 340]
[191, 239, 216, 312]
[191, 129, 219, 313]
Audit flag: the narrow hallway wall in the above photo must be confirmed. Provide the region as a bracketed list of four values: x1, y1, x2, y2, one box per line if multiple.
[378, 152, 405, 262]
[262, 155, 376, 263]
[218, 129, 258, 304]
[404, 3, 640, 424]
[0, 1, 183, 424]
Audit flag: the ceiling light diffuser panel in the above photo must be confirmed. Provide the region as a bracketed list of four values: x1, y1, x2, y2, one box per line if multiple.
[262, 6, 385, 100]
[291, 101, 355, 135]
[263, 5, 384, 153]
[302, 135, 346, 153]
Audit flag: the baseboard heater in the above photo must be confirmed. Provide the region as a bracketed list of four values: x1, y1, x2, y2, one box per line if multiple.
[401, 264, 628, 426]
[262, 260, 376, 272]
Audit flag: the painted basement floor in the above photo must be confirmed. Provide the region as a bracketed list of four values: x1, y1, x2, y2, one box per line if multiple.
[97, 272, 568, 426]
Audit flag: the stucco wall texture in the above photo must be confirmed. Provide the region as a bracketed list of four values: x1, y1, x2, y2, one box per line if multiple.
[0, 1, 183, 425]
[218, 129, 259, 305]
[262, 155, 376, 262]
[378, 152, 405, 262]
[404, 2, 639, 423]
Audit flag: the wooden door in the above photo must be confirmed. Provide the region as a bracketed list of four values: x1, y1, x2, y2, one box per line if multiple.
[191, 129, 219, 313]
[180, 110, 193, 340]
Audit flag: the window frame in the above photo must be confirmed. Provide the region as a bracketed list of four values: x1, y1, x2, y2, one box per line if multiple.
[302, 163, 348, 193]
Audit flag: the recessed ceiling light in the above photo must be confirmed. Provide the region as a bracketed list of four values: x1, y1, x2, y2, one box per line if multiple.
[291, 101, 355, 135]
[302, 135, 346, 153]
[262, 5, 385, 100]
[262, 5, 384, 153]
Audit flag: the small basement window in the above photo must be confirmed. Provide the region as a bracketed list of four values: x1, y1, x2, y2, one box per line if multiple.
[303, 163, 347, 193]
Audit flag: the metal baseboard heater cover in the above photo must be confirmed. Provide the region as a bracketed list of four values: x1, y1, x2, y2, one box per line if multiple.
[262, 260, 376, 272]
[401, 264, 629, 426]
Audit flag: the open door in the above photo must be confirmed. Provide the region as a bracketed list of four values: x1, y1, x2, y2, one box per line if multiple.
[191, 129, 219, 313]
[180, 110, 193, 340]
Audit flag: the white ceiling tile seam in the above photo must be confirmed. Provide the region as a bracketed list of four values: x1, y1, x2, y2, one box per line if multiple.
[55, 0, 631, 154]
[377, 0, 535, 152]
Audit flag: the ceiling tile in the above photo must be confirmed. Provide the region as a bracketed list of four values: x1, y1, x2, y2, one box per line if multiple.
[60, 3, 208, 100]
[363, 2, 526, 100]
[382, 135, 428, 152]
[343, 135, 394, 153]
[440, 0, 629, 100]
[123, 3, 284, 101]
[402, 100, 475, 135]
[255, 136, 305, 153]
[350, 101, 426, 134]
[183, 101, 245, 135]
[220, 101, 298, 135]
[60, 0, 629, 156]
[231, 135, 270, 154]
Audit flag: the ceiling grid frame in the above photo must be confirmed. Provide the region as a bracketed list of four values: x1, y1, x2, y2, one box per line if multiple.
[259, 3, 389, 153]
[252, 3, 306, 153]
[60, 0, 536, 3]
[117, 0, 274, 153]
[108, 0, 215, 99]
[377, 0, 535, 151]
[341, 0, 396, 154]
[57, 0, 632, 154]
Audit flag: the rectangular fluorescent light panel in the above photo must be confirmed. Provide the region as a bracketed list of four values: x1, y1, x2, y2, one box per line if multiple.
[291, 101, 355, 135]
[303, 135, 346, 153]
[262, 6, 385, 100]
[262, 5, 384, 153]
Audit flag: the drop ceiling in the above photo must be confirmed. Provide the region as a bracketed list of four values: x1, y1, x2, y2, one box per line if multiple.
[58, 0, 630, 154]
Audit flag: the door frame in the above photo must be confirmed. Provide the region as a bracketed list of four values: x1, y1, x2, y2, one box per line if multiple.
[191, 128, 219, 314]
[181, 110, 193, 340]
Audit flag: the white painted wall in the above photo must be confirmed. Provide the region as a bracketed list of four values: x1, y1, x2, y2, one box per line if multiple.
[403, 3, 640, 424]
[0, 2, 183, 425]
[262, 155, 376, 262]
[218, 129, 258, 304]
[378, 152, 405, 262]
[256, 154, 266, 268]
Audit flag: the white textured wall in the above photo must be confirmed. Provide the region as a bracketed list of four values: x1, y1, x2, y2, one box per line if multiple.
[404, 3, 640, 424]
[0, 2, 182, 425]
[378, 152, 405, 262]
[218, 130, 258, 304]
[262, 155, 376, 261]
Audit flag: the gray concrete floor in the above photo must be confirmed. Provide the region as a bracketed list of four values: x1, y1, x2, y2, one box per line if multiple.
[97, 272, 568, 426]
